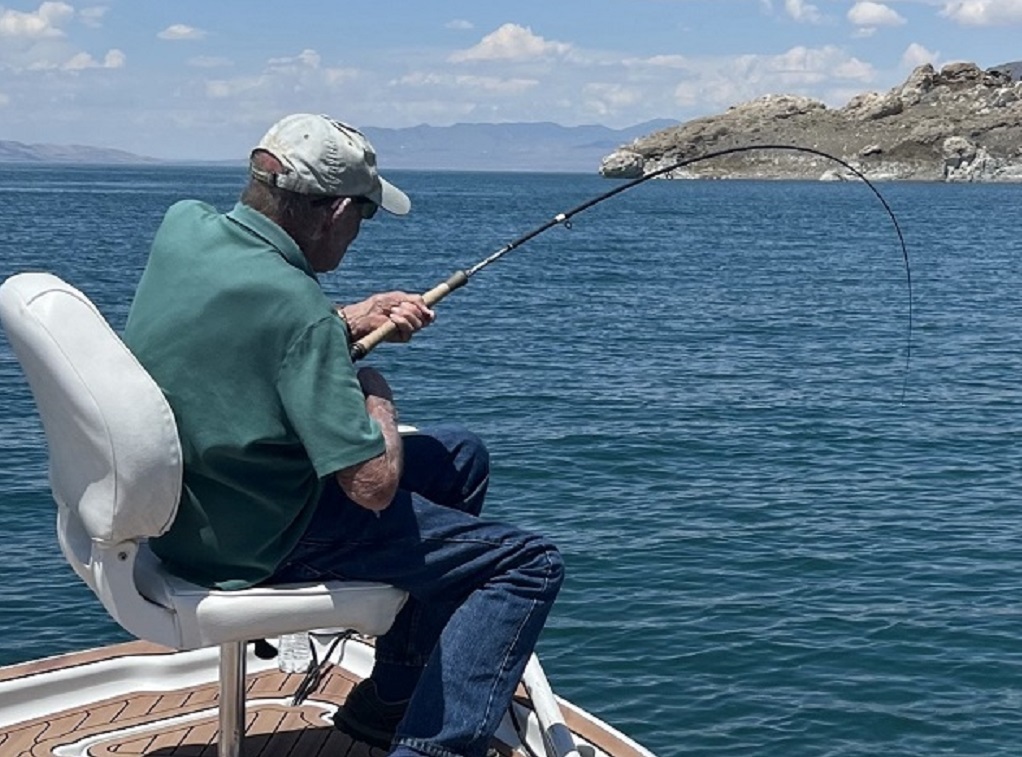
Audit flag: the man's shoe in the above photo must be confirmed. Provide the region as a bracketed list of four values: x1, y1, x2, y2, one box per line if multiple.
[333, 678, 408, 750]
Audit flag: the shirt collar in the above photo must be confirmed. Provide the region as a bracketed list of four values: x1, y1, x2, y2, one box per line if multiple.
[226, 202, 316, 278]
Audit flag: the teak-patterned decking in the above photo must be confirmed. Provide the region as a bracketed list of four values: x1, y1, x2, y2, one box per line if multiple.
[0, 640, 645, 757]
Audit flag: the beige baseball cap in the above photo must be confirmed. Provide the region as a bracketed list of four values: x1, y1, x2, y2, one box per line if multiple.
[250, 113, 410, 215]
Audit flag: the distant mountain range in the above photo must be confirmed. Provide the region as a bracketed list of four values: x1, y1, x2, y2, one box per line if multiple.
[0, 119, 677, 173]
[0, 141, 161, 165]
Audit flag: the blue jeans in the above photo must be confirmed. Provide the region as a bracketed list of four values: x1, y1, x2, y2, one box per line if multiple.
[269, 424, 565, 757]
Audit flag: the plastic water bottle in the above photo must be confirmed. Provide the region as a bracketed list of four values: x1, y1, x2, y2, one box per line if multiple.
[277, 631, 312, 674]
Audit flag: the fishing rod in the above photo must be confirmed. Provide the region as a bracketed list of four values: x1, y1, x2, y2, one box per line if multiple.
[349, 144, 913, 390]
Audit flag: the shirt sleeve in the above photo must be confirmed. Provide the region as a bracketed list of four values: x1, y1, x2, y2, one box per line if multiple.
[276, 315, 386, 477]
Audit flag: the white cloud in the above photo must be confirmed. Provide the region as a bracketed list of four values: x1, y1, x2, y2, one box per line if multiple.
[457, 74, 537, 94]
[205, 76, 266, 99]
[394, 71, 538, 95]
[784, 0, 823, 23]
[902, 42, 939, 69]
[104, 48, 124, 67]
[582, 82, 642, 115]
[637, 54, 692, 69]
[0, 2, 123, 73]
[669, 45, 876, 113]
[62, 47, 124, 70]
[197, 50, 359, 106]
[445, 19, 473, 30]
[78, 5, 108, 28]
[0, 91, 9, 106]
[188, 55, 232, 68]
[323, 67, 358, 86]
[61, 51, 90, 69]
[449, 23, 572, 62]
[157, 23, 206, 41]
[941, 0, 1022, 25]
[204, 80, 231, 98]
[457, 75, 535, 93]
[0, 1, 73, 38]
[769, 45, 874, 82]
[848, 2, 906, 28]
[833, 58, 876, 80]
[268, 49, 320, 70]
[60, 48, 124, 71]
[392, 71, 444, 87]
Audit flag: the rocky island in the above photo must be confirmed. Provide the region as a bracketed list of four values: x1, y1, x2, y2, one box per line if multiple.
[600, 61, 1022, 182]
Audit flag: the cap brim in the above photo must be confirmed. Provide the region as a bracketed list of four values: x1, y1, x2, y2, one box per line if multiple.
[372, 177, 410, 216]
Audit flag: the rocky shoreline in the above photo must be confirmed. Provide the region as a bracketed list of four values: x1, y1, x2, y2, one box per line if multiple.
[600, 61, 1022, 183]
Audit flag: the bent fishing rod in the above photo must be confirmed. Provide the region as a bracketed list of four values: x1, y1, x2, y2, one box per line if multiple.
[349, 143, 913, 389]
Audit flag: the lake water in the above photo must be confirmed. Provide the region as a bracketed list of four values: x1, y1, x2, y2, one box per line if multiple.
[1, 165, 1021, 757]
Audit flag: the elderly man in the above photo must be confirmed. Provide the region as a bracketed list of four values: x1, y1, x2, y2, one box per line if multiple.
[123, 113, 564, 757]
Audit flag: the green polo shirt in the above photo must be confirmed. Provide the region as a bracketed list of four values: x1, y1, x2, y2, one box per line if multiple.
[124, 200, 385, 590]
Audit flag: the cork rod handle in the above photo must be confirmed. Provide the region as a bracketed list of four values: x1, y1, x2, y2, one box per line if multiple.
[348, 270, 469, 362]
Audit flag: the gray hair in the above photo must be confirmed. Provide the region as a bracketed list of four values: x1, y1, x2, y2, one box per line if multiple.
[241, 151, 331, 251]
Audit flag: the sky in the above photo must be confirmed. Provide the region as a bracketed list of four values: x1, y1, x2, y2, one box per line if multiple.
[0, 0, 1020, 160]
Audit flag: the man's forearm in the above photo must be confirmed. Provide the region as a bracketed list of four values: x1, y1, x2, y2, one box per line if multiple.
[337, 396, 402, 511]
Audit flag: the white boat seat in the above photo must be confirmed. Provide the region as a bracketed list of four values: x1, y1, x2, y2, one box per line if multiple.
[0, 272, 407, 757]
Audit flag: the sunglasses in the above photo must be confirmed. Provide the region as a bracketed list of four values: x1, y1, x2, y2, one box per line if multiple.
[311, 195, 378, 220]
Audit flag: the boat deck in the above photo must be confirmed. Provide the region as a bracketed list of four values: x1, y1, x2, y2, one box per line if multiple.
[0, 640, 646, 757]
[1, 642, 396, 757]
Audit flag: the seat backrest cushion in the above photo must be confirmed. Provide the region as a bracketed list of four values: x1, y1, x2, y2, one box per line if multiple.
[0, 273, 182, 544]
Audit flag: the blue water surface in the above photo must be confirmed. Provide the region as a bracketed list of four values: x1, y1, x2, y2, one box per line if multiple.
[1, 165, 1021, 757]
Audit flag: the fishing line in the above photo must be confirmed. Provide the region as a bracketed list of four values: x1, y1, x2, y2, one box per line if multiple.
[350, 144, 913, 398]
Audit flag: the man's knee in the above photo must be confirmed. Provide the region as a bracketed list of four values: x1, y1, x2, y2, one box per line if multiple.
[519, 534, 565, 601]
[543, 542, 565, 598]
[440, 423, 489, 471]
[412, 424, 489, 473]
[429, 424, 490, 508]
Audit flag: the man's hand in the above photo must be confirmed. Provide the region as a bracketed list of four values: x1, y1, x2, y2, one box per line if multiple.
[339, 292, 436, 343]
